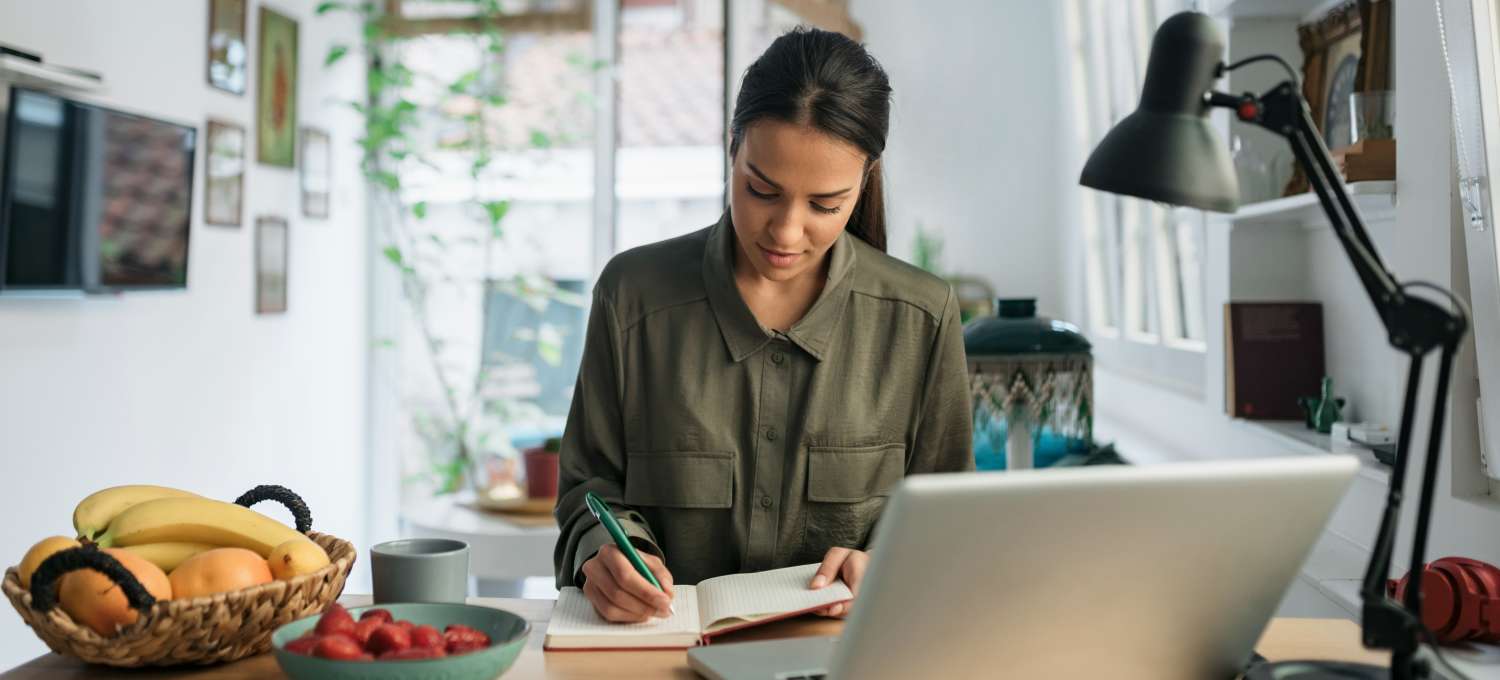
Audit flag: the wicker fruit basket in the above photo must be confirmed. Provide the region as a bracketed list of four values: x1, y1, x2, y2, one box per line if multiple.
[2, 489, 356, 667]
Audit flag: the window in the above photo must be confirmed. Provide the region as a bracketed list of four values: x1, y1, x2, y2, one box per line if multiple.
[615, 0, 726, 252]
[1442, 0, 1500, 482]
[378, 0, 851, 500]
[1064, 0, 1207, 393]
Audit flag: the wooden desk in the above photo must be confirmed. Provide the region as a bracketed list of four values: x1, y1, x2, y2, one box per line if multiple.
[0, 596, 1385, 679]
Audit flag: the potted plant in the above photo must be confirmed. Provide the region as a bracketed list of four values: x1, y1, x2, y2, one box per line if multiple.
[523, 437, 562, 500]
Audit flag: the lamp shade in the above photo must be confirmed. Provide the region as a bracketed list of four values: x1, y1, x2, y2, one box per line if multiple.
[1079, 11, 1239, 213]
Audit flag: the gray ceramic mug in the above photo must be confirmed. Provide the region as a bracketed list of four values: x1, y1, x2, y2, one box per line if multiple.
[371, 538, 470, 604]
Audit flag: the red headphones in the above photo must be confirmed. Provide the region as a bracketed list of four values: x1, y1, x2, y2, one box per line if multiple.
[1387, 556, 1500, 644]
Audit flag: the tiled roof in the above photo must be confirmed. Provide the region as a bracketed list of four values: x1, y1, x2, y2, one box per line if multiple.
[435, 23, 723, 151]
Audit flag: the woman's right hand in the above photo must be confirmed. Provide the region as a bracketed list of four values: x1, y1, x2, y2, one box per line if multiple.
[580, 543, 676, 623]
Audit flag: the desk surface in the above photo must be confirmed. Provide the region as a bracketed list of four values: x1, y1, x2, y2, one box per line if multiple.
[1, 596, 1387, 679]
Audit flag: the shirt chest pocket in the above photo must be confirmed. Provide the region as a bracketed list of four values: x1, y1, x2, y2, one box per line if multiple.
[623, 451, 734, 509]
[807, 443, 906, 502]
[800, 443, 905, 555]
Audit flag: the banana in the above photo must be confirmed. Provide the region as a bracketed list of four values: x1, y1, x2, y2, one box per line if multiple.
[119, 541, 218, 572]
[94, 497, 305, 557]
[73, 484, 203, 541]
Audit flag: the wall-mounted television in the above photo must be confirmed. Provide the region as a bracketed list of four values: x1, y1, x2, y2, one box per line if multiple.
[0, 87, 196, 292]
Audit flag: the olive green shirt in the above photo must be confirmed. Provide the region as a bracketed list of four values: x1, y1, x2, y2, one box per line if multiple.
[553, 214, 974, 588]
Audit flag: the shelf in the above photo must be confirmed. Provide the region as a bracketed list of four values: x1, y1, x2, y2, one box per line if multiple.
[1232, 419, 1391, 484]
[1208, 0, 1346, 21]
[1220, 181, 1397, 229]
[0, 54, 102, 92]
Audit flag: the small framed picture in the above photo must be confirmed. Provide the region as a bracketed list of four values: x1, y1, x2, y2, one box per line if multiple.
[204, 120, 245, 227]
[257, 6, 299, 167]
[208, 0, 248, 95]
[300, 127, 331, 218]
[256, 216, 288, 314]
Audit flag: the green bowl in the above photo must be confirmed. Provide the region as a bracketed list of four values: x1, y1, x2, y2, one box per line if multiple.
[271, 603, 530, 680]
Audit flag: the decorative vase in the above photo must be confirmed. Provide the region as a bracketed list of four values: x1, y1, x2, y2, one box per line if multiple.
[963, 298, 1093, 471]
[1312, 376, 1344, 434]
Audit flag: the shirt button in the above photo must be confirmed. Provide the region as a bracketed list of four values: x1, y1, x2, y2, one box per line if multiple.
[766, 427, 778, 441]
[760, 496, 773, 508]
[771, 352, 784, 365]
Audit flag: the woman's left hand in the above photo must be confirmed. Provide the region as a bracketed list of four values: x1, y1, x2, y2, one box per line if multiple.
[807, 547, 869, 618]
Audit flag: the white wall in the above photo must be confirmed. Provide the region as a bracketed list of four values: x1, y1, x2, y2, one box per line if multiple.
[852, 0, 1063, 317]
[0, 1, 369, 667]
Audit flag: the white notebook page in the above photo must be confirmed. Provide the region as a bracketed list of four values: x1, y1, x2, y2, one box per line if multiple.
[698, 563, 853, 631]
[549, 585, 701, 638]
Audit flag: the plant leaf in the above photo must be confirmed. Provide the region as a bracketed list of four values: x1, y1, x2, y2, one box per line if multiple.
[325, 45, 350, 67]
[449, 70, 480, 95]
[315, 1, 345, 15]
[482, 200, 510, 235]
[382, 246, 404, 267]
[412, 201, 428, 219]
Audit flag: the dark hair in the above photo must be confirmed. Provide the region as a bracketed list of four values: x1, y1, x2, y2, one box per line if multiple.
[729, 27, 892, 252]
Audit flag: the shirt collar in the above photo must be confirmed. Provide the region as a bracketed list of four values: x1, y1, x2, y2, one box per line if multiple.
[702, 212, 857, 363]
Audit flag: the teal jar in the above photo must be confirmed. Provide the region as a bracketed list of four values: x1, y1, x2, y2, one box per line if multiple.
[963, 299, 1093, 471]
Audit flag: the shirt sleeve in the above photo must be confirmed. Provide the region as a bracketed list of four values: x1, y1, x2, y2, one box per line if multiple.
[908, 286, 976, 475]
[553, 290, 664, 588]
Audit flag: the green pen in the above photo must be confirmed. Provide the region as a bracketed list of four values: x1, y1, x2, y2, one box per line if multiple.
[584, 491, 674, 616]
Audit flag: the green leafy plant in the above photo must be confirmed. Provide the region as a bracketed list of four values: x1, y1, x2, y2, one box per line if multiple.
[912, 222, 944, 276]
[319, 1, 583, 494]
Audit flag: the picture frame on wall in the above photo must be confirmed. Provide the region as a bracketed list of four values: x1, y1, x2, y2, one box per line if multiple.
[207, 0, 247, 95]
[300, 127, 331, 218]
[256, 216, 289, 314]
[204, 119, 245, 227]
[256, 6, 299, 167]
[1284, 0, 1392, 194]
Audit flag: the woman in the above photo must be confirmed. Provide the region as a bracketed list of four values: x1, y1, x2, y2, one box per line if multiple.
[553, 27, 973, 623]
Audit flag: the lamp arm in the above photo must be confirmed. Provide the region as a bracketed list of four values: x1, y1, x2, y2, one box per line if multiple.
[1233, 84, 1400, 306]
[1208, 79, 1470, 679]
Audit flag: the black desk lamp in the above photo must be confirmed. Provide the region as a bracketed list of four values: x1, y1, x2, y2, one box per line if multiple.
[1081, 12, 1469, 680]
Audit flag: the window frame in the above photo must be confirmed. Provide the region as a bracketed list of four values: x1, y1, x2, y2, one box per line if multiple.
[1069, 0, 1208, 397]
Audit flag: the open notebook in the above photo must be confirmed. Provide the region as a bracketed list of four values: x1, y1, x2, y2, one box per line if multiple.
[544, 563, 854, 650]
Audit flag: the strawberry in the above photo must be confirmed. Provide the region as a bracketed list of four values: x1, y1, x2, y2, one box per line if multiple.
[410, 624, 444, 649]
[366, 622, 412, 656]
[313, 634, 364, 660]
[314, 603, 356, 638]
[353, 617, 383, 646]
[444, 623, 491, 647]
[283, 635, 320, 656]
[359, 608, 393, 624]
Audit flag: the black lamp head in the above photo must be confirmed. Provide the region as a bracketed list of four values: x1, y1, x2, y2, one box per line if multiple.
[1079, 11, 1239, 213]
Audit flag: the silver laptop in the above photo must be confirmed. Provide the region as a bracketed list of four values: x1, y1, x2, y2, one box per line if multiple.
[688, 455, 1359, 680]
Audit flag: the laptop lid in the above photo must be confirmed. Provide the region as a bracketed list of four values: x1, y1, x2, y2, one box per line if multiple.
[829, 456, 1359, 680]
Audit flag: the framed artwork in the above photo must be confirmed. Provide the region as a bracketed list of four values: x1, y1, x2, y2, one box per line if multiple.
[204, 120, 245, 227]
[207, 0, 248, 95]
[257, 6, 299, 167]
[1285, 0, 1392, 193]
[300, 127, 331, 218]
[1296, 0, 1392, 148]
[256, 216, 289, 314]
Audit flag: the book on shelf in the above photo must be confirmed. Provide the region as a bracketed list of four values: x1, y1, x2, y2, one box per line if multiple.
[1224, 301, 1325, 421]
